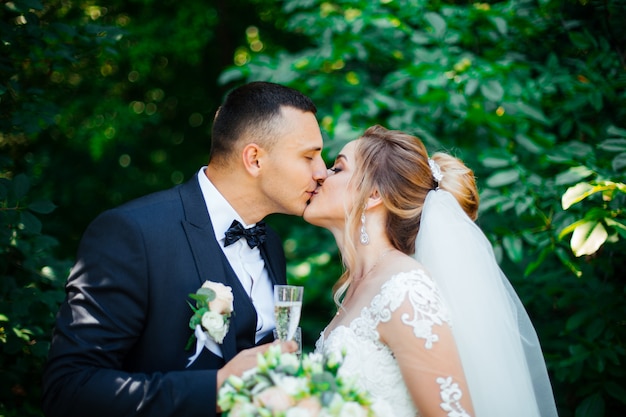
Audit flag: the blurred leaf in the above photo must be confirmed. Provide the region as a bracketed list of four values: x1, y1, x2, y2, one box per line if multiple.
[19, 210, 42, 235]
[511, 101, 551, 125]
[611, 153, 626, 172]
[598, 139, 626, 152]
[502, 235, 523, 263]
[566, 309, 590, 332]
[569, 31, 593, 50]
[479, 148, 518, 168]
[562, 182, 605, 209]
[514, 195, 533, 217]
[575, 393, 605, 417]
[12, 174, 30, 200]
[589, 90, 603, 111]
[606, 125, 626, 138]
[555, 167, 595, 186]
[486, 169, 519, 187]
[11, 0, 44, 12]
[605, 218, 626, 238]
[424, 12, 446, 39]
[478, 189, 510, 212]
[515, 133, 544, 154]
[555, 142, 595, 160]
[605, 381, 626, 405]
[27, 200, 57, 214]
[480, 156, 512, 168]
[490, 16, 508, 35]
[570, 220, 607, 257]
[585, 317, 605, 341]
[464, 78, 479, 96]
[480, 80, 504, 102]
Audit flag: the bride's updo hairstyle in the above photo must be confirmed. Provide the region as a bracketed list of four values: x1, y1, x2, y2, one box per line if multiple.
[334, 125, 479, 304]
[429, 151, 479, 221]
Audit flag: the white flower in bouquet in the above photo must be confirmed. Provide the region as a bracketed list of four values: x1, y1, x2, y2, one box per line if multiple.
[254, 386, 295, 412]
[228, 402, 257, 417]
[288, 397, 322, 417]
[274, 375, 308, 397]
[218, 345, 379, 417]
[337, 401, 368, 417]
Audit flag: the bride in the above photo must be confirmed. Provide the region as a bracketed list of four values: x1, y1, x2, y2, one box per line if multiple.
[304, 125, 558, 417]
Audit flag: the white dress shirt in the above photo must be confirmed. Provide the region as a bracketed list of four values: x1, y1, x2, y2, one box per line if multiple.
[197, 167, 275, 345]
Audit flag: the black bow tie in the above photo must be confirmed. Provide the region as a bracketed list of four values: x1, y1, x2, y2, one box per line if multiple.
[224, 220, 267, 248]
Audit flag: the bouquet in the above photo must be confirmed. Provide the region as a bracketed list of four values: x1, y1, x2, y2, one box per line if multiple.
[218, 345, 379, 417]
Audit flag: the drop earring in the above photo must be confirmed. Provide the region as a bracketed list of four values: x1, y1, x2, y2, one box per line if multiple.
[360, 209, 370, 245]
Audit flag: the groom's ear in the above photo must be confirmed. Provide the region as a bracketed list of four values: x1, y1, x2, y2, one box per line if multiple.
[242, 143, 264, 177]
[365, 189, 383, 209]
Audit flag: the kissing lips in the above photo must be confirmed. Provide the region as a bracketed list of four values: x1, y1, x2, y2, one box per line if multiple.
[306, 189, 318, 205]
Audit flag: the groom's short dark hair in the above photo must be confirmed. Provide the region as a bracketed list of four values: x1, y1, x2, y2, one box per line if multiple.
[209, 82, 317, 164]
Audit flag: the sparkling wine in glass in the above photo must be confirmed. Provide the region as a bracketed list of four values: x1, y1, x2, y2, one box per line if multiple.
[273, 285, 303, 341]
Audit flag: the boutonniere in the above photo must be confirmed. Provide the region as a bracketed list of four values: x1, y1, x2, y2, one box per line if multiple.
[186, 280, 234, 366]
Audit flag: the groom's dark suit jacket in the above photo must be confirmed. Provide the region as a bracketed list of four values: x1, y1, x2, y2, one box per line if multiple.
[42, 174, 286, 417]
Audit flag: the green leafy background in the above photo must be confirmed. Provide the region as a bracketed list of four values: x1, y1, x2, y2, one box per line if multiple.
[1, 0, 625, 416]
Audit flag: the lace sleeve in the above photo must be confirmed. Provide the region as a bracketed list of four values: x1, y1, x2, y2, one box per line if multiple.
[374, 270, 474, 417]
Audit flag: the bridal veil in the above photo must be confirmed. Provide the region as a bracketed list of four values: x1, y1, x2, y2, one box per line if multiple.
[414, 189, 558, 417]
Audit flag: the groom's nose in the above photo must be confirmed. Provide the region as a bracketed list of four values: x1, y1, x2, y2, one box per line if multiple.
[312, 156, 327, 182]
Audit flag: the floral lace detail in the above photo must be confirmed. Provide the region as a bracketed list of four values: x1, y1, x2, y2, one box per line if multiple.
[369, 270, 451, 348]
[316, 322, 412, 416]
[438, 377, 472, 417]
[316, 269, 459, 417]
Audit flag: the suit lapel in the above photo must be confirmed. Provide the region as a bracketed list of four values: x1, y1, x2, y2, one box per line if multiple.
[179, 175, 255, 361]
[181, 220, 243, 362]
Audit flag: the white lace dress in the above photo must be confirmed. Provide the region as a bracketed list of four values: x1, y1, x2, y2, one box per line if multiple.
[315, 270, 472, 417]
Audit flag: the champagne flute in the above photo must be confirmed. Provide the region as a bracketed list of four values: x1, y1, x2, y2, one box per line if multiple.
[273, 327, 302, 358]
[273, 285, 303, 342]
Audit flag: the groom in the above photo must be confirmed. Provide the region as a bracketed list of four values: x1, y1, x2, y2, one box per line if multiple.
[41, 82, 327, 417]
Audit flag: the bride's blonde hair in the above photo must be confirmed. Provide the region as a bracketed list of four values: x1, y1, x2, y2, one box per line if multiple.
[333, 125, 479, 306]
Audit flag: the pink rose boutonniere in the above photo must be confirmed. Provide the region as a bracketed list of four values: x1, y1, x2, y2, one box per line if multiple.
[186, 280, 234, 366]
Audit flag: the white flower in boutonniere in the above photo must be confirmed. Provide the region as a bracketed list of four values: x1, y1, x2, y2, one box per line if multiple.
[186, 280, 234, 366]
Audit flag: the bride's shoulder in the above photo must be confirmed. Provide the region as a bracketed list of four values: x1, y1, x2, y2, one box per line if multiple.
[383, 269, 436, 294]
[363, 253, 440, 309]
[368, 256, 435, 298]
[368, 263, 448, 326]
[379, 253, 431, 284]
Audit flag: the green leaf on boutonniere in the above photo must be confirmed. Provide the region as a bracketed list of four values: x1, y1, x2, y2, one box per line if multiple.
[189, 287, 216, 307]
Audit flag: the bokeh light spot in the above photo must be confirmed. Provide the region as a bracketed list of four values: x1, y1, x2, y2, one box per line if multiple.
[119, 154, 131, 167]
[189, 113, 204, 127]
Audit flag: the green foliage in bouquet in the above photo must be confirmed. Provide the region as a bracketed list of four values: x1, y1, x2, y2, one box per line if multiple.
[218, 345, 377, 417]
